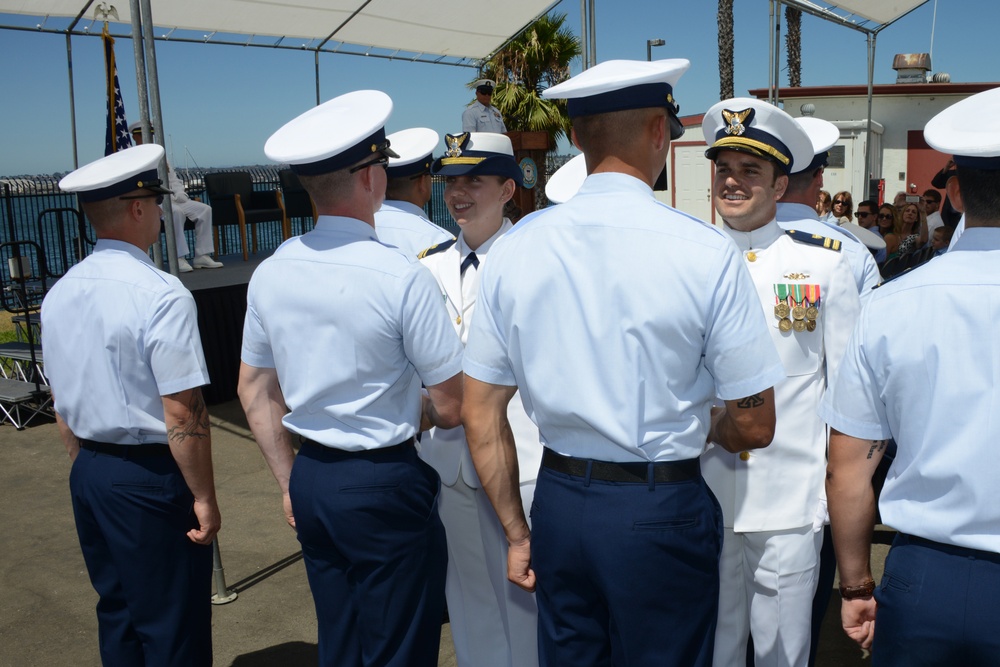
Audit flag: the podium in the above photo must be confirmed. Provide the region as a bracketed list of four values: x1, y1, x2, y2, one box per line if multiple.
[506, 131, 555, 221]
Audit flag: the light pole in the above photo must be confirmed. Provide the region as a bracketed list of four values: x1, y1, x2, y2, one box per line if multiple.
[646, 38, 665, 61]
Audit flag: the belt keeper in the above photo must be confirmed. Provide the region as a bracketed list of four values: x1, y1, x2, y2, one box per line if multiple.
[584, 460, 593, 487]
[647, 463, 655, 490]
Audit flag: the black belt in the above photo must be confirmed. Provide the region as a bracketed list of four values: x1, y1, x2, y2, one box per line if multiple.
[541, 448, 699, 483]
[300, 437, 416, 461]
[901, 533, 1000, 564]
[80, 439, 172, 458]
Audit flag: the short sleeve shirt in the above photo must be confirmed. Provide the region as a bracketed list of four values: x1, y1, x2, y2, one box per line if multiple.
[40, 239, 209, 444]
[463, 173, 784, 463]
[820, 227, 1000, 552]
[375, 200, 454, 259]
[241, 216, 464, 450]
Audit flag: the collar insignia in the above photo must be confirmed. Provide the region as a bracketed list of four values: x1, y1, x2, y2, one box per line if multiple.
[445, 133, 470, 158]
[722, 108, 754, 136]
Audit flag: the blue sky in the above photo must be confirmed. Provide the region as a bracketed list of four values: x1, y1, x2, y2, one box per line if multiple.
[0, 0, 995, 176]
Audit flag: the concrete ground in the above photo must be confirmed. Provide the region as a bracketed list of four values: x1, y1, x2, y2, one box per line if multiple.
[0, 401, 887, 666]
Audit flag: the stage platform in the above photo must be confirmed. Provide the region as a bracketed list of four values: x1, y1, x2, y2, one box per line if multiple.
[175, 251, 270, 405]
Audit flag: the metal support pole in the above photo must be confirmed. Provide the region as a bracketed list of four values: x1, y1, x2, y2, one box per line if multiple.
[587, 0, 597, 67]
[864, 32, 877, 200]
[65, 34, 80, 170]
[579, 0, 588, 70]
[137, 0, 179, 275]
[211, 538, 238, 604]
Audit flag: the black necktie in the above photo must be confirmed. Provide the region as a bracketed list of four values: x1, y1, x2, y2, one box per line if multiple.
[460, 252, 479, 276]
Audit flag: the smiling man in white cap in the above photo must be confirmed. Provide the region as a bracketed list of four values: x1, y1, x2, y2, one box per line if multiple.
[41, 143, 220, 666]
[462, 78, 507, 134]
[373, 127, 454, 258]
[701, 98, 862, 667]
[461, 60, 783, 666]
[822, 86, 1000, 666]
[418, 131, 541, 667]
[237, 90, 465, 666]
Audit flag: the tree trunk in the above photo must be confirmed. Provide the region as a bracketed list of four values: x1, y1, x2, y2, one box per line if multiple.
[786, 6, 802, 88]
[718, 0, 735, 100]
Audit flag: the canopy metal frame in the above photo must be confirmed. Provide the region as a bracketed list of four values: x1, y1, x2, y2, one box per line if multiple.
[767, 0, 930, 198]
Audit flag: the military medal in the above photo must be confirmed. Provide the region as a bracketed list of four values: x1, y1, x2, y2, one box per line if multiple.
[778, 318, 792, 332]
[773, 284, 791, 324]
[804, 284, 821, 325]
[790, 284, 807, 320]
[792, 305, 806, 321]
[774, 303, 790, 319]
[792, 319, 806, 332]
[805, 320, 817, 332]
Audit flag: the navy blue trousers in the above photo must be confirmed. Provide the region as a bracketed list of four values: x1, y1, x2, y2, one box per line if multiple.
[873, 533, 1000, 666]
[531, 462, 723, 667]
[70, 448, 212, 667]
[290, 441, 447, 667]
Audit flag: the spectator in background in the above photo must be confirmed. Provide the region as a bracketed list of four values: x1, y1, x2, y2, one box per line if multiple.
[930, 225, 954, 256]
[896, 202, 928, 256]
[855, 200, 878, 230]
[876, 204, 898, 239]
[931, 159, 963, 228]
[893, 191, 908, 209]
[832, 190, 854, 223]
[816, 190, 834, 222]
[923, 188, 944, 236]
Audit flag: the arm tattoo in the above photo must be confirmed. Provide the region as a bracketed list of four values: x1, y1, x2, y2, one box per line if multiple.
[866, 440, 887, 460]
[167, 389, 211, 445]
[736, 393, 765, 409]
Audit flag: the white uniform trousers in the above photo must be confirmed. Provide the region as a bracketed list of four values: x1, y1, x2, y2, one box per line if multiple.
[438, 473, 509, 667]
[713, 526, 822, 667]
[171, 198, 214, 258]
[478, 481, 539, 667]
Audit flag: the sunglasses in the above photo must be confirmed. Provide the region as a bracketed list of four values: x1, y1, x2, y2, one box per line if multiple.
[833, 199, 847, 205]
[119, 193, 164, 205]
[878, 213, 894, 220]
[349, 155, 390, 174]
[856, 211, 872, 217]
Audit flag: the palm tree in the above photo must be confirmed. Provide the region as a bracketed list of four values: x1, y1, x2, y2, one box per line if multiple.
[474, 13, 581, 144]
[786, 6, 802, 88]
[718, 0, 735, 100]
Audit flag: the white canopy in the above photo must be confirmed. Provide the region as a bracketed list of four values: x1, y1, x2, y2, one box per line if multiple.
[780, 0, 929, 31]
[0, 0, 556, 61]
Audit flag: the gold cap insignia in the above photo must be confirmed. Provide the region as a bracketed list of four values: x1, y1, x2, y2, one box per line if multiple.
[722, 108, 754, 137]
[445, 133, 470, 158]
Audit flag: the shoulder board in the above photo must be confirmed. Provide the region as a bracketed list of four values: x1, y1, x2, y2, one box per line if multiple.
[417, 238, 456, 259]
[784, 229, 841, 252]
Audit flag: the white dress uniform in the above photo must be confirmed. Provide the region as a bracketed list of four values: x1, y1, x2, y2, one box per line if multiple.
[374, 199, 453, 259]
[703, 220, 861, 667]
[820, 226, 1000, 554]
[418, 219, 541, 667]
[462, 100, 507, 134]
[776, 202, 881, 296]
[166, 164, 215, 259]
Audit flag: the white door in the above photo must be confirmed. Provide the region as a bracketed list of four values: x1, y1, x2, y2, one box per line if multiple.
[671, 144, 715, 224]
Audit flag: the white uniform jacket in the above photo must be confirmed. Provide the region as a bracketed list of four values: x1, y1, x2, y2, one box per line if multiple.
[418, 219, 542, 488]
[375, 200, 454, 260]
[703, 220, 861, 532]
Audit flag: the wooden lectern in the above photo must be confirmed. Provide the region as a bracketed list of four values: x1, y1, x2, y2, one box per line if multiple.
[505, 131, 555, 222]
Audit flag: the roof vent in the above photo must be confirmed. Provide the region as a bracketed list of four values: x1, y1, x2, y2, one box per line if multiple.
[931, 72, 951, 83]
[892, 53, 931, 84]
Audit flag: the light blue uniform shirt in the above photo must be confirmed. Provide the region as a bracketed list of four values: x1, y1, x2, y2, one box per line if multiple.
[40, 239, 209, 445]
[375, 200, 454, 259]
[461, 101, 507, 134]
[820, 227, 1000, 553]
[776, 202, 881, 295]
[241, 216, 464, 451]
[463, 173, 785, 463]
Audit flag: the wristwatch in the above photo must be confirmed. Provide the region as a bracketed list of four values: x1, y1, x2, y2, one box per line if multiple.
[839, 578, 876, 600]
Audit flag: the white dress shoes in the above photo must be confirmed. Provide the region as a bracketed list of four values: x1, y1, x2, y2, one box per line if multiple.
[192, 255, 224, 269]
[177, 257, 194, 273]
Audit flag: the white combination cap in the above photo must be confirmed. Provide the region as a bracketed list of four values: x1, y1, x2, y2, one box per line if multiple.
[545, 153, 587, 204]
[385, 128, 439, 178]
[702, 97, 814, 175]
[542, 59, 688, 138]
[265, 90, 399, 176]
[59, 144, 171, 203]
[925, 86, 1000, 169]
[474, 79, 496, 90]
[430, 132, 522, 186]
[793, 117, 840, 174]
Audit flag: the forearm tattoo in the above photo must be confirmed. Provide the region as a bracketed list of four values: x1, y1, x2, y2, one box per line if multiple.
[167, 390, 211, 445]
[866, 440, 887, 460]
[736, 393, 765, 409]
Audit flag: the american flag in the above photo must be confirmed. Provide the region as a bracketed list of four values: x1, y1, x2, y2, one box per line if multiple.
[102, 25, 132, 155]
